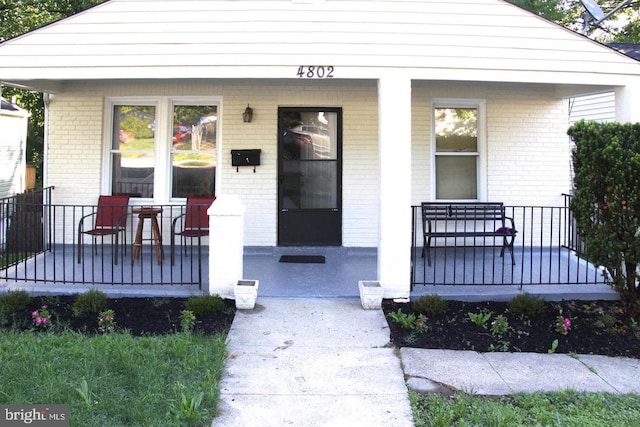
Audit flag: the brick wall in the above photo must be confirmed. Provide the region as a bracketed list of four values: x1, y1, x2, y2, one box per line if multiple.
[412, 81, 571, 207]
[47, 79, 571, 247]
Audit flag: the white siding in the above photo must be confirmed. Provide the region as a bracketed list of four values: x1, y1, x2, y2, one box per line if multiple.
[0, 105, 28, 198]
[569, 92, 616, 124]
[0, 0, 637, 85]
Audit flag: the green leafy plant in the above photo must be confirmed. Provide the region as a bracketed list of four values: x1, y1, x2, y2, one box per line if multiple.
[184, 295, 224, 316]
[548, 339, 559, 354]
[0, 290, 31, 315]
[97, 309, 116, 333]
[31, 305, 52, 328]
[490, 314, 509, 337]
[412, 294, 449, 317]
[467, 310, 493, 328]
[488, 340, 510, 352]
[168, 384, 207, 424]
[75, 378, 94, 406]
[388, 309, 428, 332]
[180, 310, 196, 333]
[508, 293, 546, 318]
[73, 289, 108, 315]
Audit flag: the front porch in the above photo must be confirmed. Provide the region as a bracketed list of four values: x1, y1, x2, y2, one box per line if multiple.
[1, 189, 613, 300]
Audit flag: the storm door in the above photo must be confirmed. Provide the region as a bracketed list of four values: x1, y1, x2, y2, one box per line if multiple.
[278, 108, 342, 246]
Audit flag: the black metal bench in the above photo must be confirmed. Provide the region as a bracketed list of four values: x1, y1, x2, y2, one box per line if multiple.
[421, 202, 517, 266]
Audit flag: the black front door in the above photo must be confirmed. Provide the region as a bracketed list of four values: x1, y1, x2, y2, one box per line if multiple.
[278, 107, 342, 246]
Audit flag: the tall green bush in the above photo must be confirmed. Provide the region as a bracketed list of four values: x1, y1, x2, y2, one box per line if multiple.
[568, 120, 640, 312]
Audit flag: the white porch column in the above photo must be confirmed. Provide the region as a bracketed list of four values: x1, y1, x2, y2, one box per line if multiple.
[377, 74, 412, 299]
[207, 194, 245, 298]
[615, 78, 640, 123]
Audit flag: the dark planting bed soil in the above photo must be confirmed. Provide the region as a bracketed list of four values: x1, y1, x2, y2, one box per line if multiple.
[3, 295, 236, 337]
[383, 299, 640, 358]
[6, 295, 639, 359]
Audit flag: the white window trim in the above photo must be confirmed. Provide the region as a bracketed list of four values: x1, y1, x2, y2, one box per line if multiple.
[102, 96, 222, 205]
[431, 98, 487, 202]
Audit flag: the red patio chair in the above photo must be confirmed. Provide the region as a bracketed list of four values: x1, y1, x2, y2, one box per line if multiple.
[171, 196, 215, 265]
[77, 195, 130, 265]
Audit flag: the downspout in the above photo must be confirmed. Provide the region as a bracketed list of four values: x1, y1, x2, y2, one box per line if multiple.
[43, 92, 50, 189]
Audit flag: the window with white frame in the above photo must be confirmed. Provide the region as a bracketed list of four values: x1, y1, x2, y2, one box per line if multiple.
[433, 100, 484, 200]
[106, 97, 219, 202]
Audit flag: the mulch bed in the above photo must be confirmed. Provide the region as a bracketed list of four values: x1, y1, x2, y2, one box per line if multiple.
[3, 295, 236, 336]
[383, 299, 640, 358]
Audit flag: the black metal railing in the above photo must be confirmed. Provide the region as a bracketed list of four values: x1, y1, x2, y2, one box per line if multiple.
[1, 187, 53, 268]
[411, 201, 606, 288]
[562, 193, 586, 255]
[1, 189, 210, 288]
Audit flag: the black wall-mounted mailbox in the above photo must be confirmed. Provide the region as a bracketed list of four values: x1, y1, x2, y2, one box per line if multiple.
[231, 149, 261, 172]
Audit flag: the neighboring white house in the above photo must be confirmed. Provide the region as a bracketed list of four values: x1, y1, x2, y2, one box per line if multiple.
[0, 97, 28, 198]
[0, 0, 639, 298]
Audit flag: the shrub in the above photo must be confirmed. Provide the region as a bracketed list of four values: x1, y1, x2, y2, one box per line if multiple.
[0, 290, 31, 315]
[412, 295, 448, 317]
[184, 295, 224, 316]
[508, 293, 546, 318]
[568, 120, 640, 311]
[73, 289, 108, 315]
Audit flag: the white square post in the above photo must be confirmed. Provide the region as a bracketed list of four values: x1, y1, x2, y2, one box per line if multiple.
[207, 194, 245, 299]
[377, 73, 412, 299]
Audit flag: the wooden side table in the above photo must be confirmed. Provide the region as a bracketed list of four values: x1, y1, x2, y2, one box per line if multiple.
[131, 207, 164, 265]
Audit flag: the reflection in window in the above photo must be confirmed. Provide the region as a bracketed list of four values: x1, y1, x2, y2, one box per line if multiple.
[111, 105, 156, 198]
[171, 105, 217, 198]
[280, 111, 338, 209]
[434, 107, 479, 200]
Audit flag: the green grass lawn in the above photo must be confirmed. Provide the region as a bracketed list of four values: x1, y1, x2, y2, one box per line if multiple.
[0, 330, 226, 426]
[411, 390, 640, 427]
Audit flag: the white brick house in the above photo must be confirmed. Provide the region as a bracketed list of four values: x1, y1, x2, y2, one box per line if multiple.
[0, 0, 639, 298]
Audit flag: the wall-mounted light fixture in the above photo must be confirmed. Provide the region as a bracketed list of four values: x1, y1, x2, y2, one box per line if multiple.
[242, 105, 254, 123]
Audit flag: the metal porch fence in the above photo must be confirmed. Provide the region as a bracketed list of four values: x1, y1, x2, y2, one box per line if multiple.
[410, 198, 606, 288]
[1, 187, 209, 288]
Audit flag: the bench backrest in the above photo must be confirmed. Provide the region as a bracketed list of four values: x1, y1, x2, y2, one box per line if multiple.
[421, 202, 505, 223]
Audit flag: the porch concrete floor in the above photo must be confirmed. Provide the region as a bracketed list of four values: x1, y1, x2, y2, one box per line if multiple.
[248, 246, 616, 302]
[1, 246, 617, 301]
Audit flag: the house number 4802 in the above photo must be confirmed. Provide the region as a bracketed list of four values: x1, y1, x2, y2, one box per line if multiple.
[297, 66, 334, 78]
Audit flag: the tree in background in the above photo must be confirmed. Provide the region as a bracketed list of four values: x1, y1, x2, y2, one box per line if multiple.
[0, 0, 107, 188]
[509, 0, 640, 43]
[568, 121, 640, 315]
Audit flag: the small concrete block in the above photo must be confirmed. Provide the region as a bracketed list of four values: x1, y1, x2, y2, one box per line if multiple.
[234, 280, 259, 310]
[359, 280, 384, 309]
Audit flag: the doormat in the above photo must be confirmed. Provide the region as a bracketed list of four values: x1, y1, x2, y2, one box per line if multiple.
[279, 255, 326, 264]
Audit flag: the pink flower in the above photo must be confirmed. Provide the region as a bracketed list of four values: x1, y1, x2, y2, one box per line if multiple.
[32, 311, 37, 316]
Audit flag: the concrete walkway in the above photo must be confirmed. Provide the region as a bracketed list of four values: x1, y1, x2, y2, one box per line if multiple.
[214, 298, 414, 426]
[402, 349, 640, 396]
[214, 298, 640, 426]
